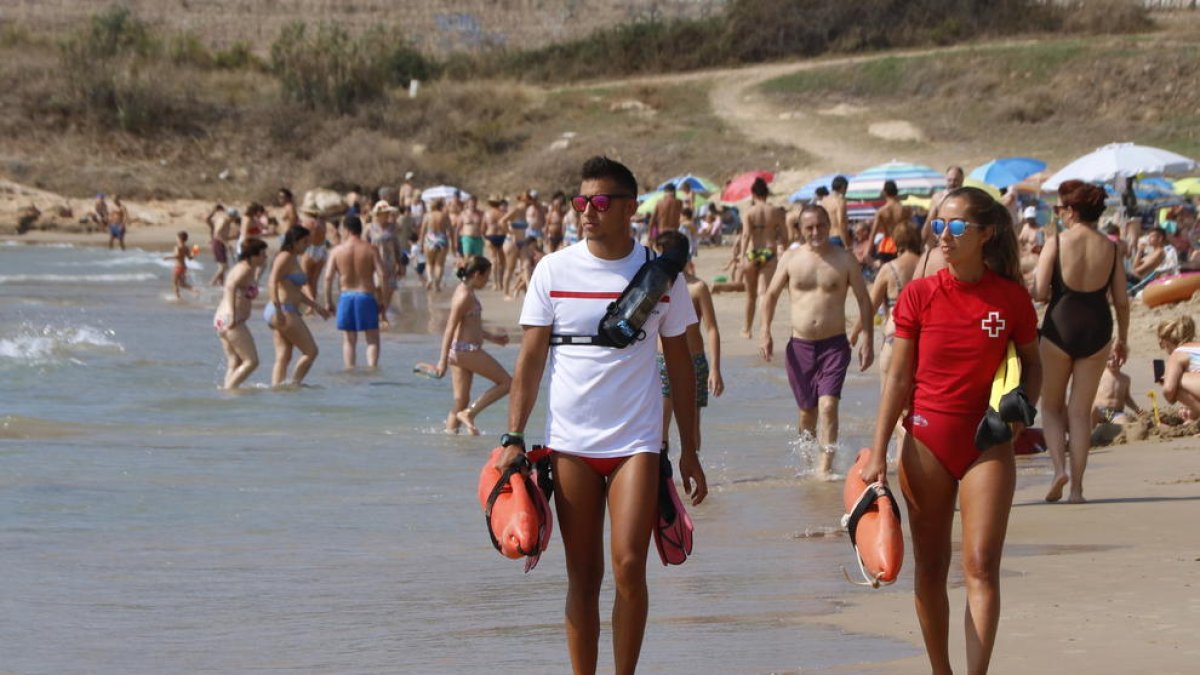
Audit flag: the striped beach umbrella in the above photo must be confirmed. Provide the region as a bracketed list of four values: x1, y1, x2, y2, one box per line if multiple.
[968, 157, 1047, 189]
[846, 161, 944, 200]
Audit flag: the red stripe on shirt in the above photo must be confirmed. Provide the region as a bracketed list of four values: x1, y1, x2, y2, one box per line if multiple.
[550, 290, 669, 302]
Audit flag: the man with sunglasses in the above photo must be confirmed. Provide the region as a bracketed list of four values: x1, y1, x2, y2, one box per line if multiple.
[497, 156, 707, 674]
[760, 204, 874, 477]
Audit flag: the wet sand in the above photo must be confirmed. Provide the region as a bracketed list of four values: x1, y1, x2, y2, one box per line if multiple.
[5, 221, 1199, 673]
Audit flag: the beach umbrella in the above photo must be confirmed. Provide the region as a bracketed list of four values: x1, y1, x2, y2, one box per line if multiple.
[420, 185, 471, 203]
[968, 157, 1047, 189]
[656, 174, 719, 194]
[901, 195, 932, 210]
[963, 177, 1002, 200]
[787, 173, 843, 203]
[1103, 178, 1180, 205]
[720, 171, 775, 203]
[846, 161, 944, 200]
[1172, 177, 1200, 196]
[1041, 143, 1198, 191]
[636, 190, 712, 216]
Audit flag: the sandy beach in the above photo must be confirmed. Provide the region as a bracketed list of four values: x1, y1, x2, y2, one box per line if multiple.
[5, 196, 1198, 673]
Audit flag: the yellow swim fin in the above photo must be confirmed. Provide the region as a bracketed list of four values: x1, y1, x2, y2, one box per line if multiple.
[988, 342, 1021, 410]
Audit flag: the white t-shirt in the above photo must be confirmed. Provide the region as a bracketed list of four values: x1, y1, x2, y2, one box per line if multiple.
[519, 241, 697, 458]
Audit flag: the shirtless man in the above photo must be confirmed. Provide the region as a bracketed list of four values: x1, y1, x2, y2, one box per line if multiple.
[760, 204, 874, 477]
[869, 180, 905, 264]
[1092, 354, 1142, 426]
[1017, 205, 1044, 288]
[277, 188, 299, 232]
[367, 200, 402, 327]
[543, 192, 567, 252]
[737, 178, 788, 338]
[90, 194, 109, 234]
[108, 194, 128, 250]
[299, 205, 330, 301]
[924, 165, 964, 249]
[457, 195, 485, 261]
[820, 175, 850, 247]
[206, 204, 239, 286]
[482, 195, 508, 289]
[323, 215, 384, 369]
[399, 171, 416, 205]
[528, 190, 547, 240]
[650, 183, 683, 239]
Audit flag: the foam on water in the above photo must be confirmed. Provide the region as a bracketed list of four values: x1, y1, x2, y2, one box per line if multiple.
[0, 322, 123, 366]
[0, 272, 157, 284]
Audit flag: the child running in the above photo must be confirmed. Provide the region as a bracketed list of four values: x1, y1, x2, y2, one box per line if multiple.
[434, 256, 512, 434]
[164, 230, 195, 299]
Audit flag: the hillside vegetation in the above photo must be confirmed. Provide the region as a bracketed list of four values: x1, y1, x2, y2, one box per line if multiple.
[0, 1, 1172, 205]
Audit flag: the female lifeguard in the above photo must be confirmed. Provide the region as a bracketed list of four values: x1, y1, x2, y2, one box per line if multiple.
[864, 187, 1042, 675]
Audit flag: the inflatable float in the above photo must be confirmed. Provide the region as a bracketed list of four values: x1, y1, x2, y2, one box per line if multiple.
[841, 449, 904, 588]
[1142, 272, 1200, 307]
[478, 446, 554, 572]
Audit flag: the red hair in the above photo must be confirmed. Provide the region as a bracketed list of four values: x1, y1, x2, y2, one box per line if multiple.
[1057, 180, 1107, 222]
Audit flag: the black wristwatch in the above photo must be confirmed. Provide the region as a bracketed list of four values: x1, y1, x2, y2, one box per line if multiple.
[499, 432, 525, 450]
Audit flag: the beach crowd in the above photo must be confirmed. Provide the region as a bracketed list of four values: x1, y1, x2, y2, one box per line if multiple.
[93, 155, 1200, 675]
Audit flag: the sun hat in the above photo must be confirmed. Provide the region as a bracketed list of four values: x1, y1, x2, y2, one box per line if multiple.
[372, 200, 398, 214]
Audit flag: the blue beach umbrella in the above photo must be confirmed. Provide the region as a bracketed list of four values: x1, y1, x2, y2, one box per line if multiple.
[1103, 178, 1180, 205]
[656, 174, 719, 194]
[788, 173, 843, 203]
[846, 161, 944, 200]
[968, 157, 1048, 189]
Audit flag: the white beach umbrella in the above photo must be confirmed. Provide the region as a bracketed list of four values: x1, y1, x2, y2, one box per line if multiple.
[419, 185, 471, 203]
[1041, 143, 1197, 191]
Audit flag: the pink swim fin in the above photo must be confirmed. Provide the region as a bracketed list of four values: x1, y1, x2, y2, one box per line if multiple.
[653, 452, 694, 566]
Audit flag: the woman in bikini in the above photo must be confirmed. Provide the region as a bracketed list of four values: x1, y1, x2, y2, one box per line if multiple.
[435, 256, 511, 434]
[500, 196, 530, 298]
[419, 198, 452, 291]
[1034, 180, 1129, 504]
[266, 226, 329, 387]
[851, 222, 922, 383]
[214, 238, 268, 389]
[736, 177, 787, 337]
[864, 187, 1042, 675]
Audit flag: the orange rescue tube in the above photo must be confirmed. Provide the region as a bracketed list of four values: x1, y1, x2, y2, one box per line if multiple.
[841, 448, 904, 587]
[477, 447, 553, 570]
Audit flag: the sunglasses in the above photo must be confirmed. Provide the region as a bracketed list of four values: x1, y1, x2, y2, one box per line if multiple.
[570, 194, 634, 213]
[930, 218, 982, 237]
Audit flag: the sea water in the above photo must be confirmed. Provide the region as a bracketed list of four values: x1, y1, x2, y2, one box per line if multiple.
[0, 242, 922, 673]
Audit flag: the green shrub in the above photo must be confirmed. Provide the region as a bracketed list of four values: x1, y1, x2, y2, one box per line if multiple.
[167, 32, 213, 68]
[83, 4, 157, 59]
[214, 41, 262, 70]
[270, 22, 385, 114]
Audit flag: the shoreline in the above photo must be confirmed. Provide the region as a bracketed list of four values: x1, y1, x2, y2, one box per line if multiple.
[5, 227, 1200, 673]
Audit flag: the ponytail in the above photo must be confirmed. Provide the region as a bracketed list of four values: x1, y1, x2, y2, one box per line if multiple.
[457, 255, 491, 280]
[1158, 315, 1196, 345]
[946, 187, 1021, 284]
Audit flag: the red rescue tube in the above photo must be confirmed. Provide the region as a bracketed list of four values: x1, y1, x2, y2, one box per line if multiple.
[478, 447, 553, 568]
[842, 448, 904, 587]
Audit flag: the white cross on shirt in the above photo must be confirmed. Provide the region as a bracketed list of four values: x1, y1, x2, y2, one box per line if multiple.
[981, 311, 1006, 338]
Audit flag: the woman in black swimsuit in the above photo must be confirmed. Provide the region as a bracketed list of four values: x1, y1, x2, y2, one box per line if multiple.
[1033, 180, 1130, 503]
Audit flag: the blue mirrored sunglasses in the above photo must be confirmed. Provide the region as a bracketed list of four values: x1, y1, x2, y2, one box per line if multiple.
[930, 218, 981, 237]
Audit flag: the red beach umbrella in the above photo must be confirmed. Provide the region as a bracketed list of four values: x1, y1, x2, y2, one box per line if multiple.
[720, 171, 775, 203]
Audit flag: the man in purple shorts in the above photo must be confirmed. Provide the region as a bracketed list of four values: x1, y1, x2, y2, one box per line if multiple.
[760, 204, 874, 476]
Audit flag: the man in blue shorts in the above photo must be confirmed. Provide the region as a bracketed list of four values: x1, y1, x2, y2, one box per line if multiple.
[323, 215, 385, 370]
